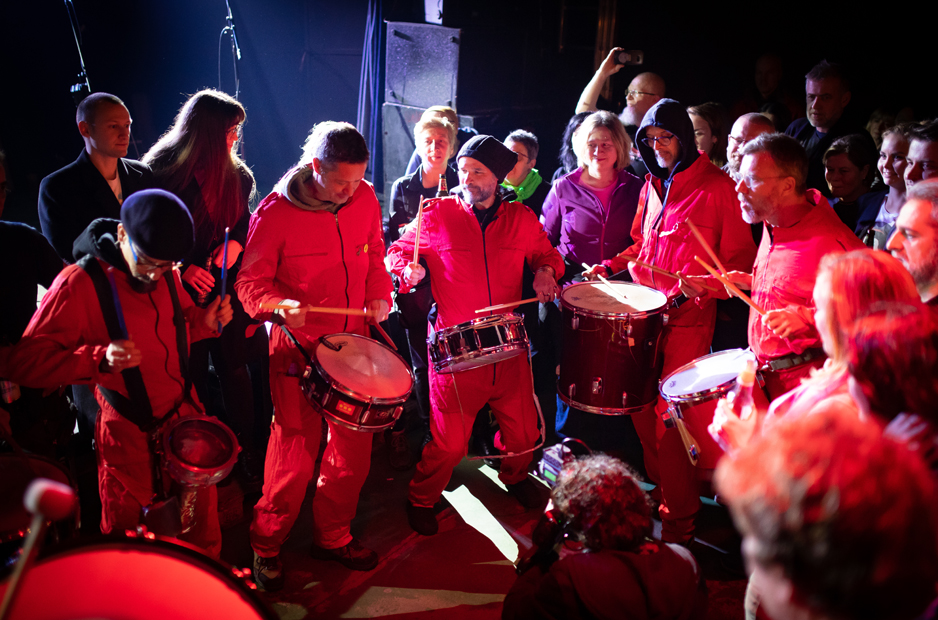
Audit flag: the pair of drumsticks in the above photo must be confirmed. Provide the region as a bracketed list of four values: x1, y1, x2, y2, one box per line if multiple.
[260, 302, 398, 351]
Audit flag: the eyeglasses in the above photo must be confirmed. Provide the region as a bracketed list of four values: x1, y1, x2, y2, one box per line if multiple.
[127, 235, 177, 273]
[738, 174, 787, 187]
[728, 135, 747, 147]
[641, 134, 675, 148]
[626, 90, 658, 99]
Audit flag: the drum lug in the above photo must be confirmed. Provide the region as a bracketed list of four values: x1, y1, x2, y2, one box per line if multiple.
[568, 383, 576, 398]
[571, 314, 579, 330]
[591, 377, 602, 395]
[662, 313, 669, 326]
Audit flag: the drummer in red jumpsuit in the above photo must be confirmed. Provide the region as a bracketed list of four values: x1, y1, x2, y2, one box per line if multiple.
[389, 135, 564, 536]
[1, 189, 232, 556]
[235, 122, 392, 590]
[585, 99, 757, 544]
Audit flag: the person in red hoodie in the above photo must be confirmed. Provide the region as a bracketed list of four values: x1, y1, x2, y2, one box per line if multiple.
[585, 99, 758, 544]
[235, 122, 392, 590]
[389, 135, 564, 536]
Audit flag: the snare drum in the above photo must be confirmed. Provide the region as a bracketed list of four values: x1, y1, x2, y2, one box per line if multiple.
[161, 416, 240, 487]
[559, 281, 668, 414]
[0, 535, 275, 619]
[659, 349, 769, 469]
[302, 333, 414, 432]
[428, 312, 529, 373]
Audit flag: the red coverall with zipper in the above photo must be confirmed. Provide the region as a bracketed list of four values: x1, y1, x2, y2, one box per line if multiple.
[387, 195, 564, 508]
[603, 154, 757, 542]
[235, 177, 392, 556]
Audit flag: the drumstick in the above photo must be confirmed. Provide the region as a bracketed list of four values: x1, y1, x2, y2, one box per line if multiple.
[580, 263, 633, 308]
[686, 219, 728, 277]
[626, 258, 719, 293]
[475, 297, 540, 313]
[694, 256, 765, 316]
[370, 319, 398, 351]
[260, 302, 374, 317]
[412, 197, 425, 265]
[218, 227, 230, 334]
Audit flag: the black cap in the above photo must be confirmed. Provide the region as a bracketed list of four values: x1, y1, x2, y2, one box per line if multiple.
[457, 135, 518, 183]
[120, 189, 194, 261]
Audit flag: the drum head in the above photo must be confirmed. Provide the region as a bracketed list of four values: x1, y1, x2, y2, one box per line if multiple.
[317, 334, 413, 399]
[561, 281, 667, 315]
[661, 349, 757, 398]
[169, 419, 235, 469]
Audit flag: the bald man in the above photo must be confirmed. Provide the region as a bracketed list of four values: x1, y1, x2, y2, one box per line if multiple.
[724, 113, 776, 181]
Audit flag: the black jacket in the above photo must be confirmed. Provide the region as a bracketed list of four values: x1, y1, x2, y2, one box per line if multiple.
[39, 149, 155, 262]
[635, 98, 701, 183]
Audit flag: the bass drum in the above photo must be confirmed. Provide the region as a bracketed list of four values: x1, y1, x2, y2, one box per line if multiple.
[0, 535, 276, 619]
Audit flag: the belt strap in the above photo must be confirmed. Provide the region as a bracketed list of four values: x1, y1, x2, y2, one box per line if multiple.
[765, 347, 825, 372]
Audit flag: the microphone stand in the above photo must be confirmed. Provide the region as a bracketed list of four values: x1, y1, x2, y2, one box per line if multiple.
[218, 0, 243, 157]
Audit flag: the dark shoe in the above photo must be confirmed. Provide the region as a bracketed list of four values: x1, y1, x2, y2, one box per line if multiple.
[507, 477, 545, 510]
[387, 429, 412, 471]
[310, 539, 379, 571]
[406, 502, 439, 536]
[253, 552, 284, 591]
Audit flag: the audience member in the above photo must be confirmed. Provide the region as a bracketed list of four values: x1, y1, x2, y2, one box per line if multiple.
[586, 99, 757, 544]
[759, 100, 792, 133]
[502, 130, 551, 217]
[785, 60, 868, 198]
[716, 409, 938, 620]
[857, 123, 911, 248]
[724, 114, 776, 181]
[552, 112, 591, 182]
[39, 93, 155, 261]
[688, 102, 728, 167]
[732, 53, 803, 125]
[503, 455, 707, 620]
[887, 179, 938, 307]
[905, 119, 938, 189]
[865, 107, 896, 149]
[823, 134, 876, 230]
[404, 105, 478, 176]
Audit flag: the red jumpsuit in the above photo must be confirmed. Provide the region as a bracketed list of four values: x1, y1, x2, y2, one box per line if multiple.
[387, 195, 564, 508]
[604, 154, 757, 542]
[235, 171, 392, 555]
[748, 191, 865, 397]
[3, 259, 222, 556]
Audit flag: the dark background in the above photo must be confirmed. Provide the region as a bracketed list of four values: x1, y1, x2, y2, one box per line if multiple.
[1, 0, 934, 228]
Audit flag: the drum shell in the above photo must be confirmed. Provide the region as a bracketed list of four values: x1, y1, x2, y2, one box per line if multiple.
[0, 534, 275, 620]
[302, 334, 414, 433]
[660, 350, 770, 469]
[428, 313, 529, 374]
[558, 284, 667, 414]
[161, 416, 240, 487]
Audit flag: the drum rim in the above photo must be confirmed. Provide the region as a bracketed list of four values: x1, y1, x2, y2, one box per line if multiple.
[1, 533, 276, 618]
[432, 344, 528, 373]
[430, 312, 524, 339]
[560, 281, 668, 318]
[659, 348, 758, 403]
[307, 398, 401, 433]
[558, 391, 653, 415]
[161, 416, 240, 474]
[313, 333, 415, 405]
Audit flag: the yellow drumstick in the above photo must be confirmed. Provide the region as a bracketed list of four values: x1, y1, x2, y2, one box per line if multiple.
[260, 302, 374, 317]
[475, 297, 540, 314]
[686, 218, 729, 277]
[693, 256, 765, 316]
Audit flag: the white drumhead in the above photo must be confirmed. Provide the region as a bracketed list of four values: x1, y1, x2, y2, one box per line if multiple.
[561, 281, 667, 314]
[661, 349, 757, 397]
[318, 334, 413, 398]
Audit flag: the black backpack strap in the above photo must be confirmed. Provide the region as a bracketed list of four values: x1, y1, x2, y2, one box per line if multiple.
[162, 269, 194, 406]
[78, 256, 155, 431]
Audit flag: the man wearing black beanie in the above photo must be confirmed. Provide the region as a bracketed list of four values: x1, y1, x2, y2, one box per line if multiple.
[1, 189, 233, 557]
[388, 135, 565, 535]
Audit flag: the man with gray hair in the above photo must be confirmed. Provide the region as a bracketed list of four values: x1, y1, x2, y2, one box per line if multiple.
[887, 179, 938, 307]
[236, 121, 393, 589]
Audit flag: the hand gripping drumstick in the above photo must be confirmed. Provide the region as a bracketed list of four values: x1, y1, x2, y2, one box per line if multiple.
[260, 302, 375, 318]
[686, 219, 729, 278]
[581, 263, 634, 308]
[626, 258, 719, 293]
[398, 197, 426, 295]
[694, 256, 766, 316]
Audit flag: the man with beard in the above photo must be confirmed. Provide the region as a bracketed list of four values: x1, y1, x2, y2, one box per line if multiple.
[1, 189, 232, 556]
[389, 135, 564, 536]
[888, 179, 938, 309]
[727, 133, 864, 399]
[723, 113, 776, 181]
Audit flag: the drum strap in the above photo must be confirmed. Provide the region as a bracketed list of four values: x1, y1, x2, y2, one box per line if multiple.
[278, 324, 315, 366]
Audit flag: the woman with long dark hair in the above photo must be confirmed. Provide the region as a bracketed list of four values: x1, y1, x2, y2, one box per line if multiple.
[144, 89, 264, 480]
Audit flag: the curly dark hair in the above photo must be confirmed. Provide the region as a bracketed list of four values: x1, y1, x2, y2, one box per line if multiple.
[551, 454, 652, 551]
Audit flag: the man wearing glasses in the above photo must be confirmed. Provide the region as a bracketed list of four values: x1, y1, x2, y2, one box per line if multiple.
[723, 113, 776, 181]
[2, 189, 233, 556]
[585, 99, 757, 546]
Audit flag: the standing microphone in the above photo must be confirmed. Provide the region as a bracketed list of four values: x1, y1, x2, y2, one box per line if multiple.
[0, 479, 77, 619]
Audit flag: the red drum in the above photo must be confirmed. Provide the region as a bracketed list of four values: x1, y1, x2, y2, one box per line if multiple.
[0, 535, 275, 619]
[659, 349, 769, 469]
[428, 313, 529, 374]
[161, 416, 240, 487]
[0, 453, 78, 564]
[302, 333, 414, 432]
[559, 281, 668, 414]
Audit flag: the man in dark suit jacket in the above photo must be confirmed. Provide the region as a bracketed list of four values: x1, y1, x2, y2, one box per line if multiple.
[39, 92, 154, 262]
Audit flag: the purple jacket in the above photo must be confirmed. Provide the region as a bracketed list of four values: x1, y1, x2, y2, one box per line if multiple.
[540, 167, 642, 267]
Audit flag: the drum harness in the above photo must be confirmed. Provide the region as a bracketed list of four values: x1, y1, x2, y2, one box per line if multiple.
[79, 256, 203, 535]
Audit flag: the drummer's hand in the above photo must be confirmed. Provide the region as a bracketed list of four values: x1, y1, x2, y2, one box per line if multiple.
[762, 309, 810, 340]
[205, 294, 233, 330]
[582, 264, 608, 281]
[723, 270, 753, 291]
[211, 240, 242, 269]
[367, 299, 390, 323]
[278, 299, 308, 329]
[182, 264, 215, 295]
[103, 338, 142, 373]
[533, 267, 560, 302]
[402, 262, 426, 287]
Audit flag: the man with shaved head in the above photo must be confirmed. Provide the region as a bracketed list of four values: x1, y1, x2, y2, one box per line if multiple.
[724, 113, 776, 181]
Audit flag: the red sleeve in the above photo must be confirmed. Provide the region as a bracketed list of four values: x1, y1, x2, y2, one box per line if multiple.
[234, 194, 287, 323]
[386, 200, 437, 279]
[363, 188, 394, 307]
